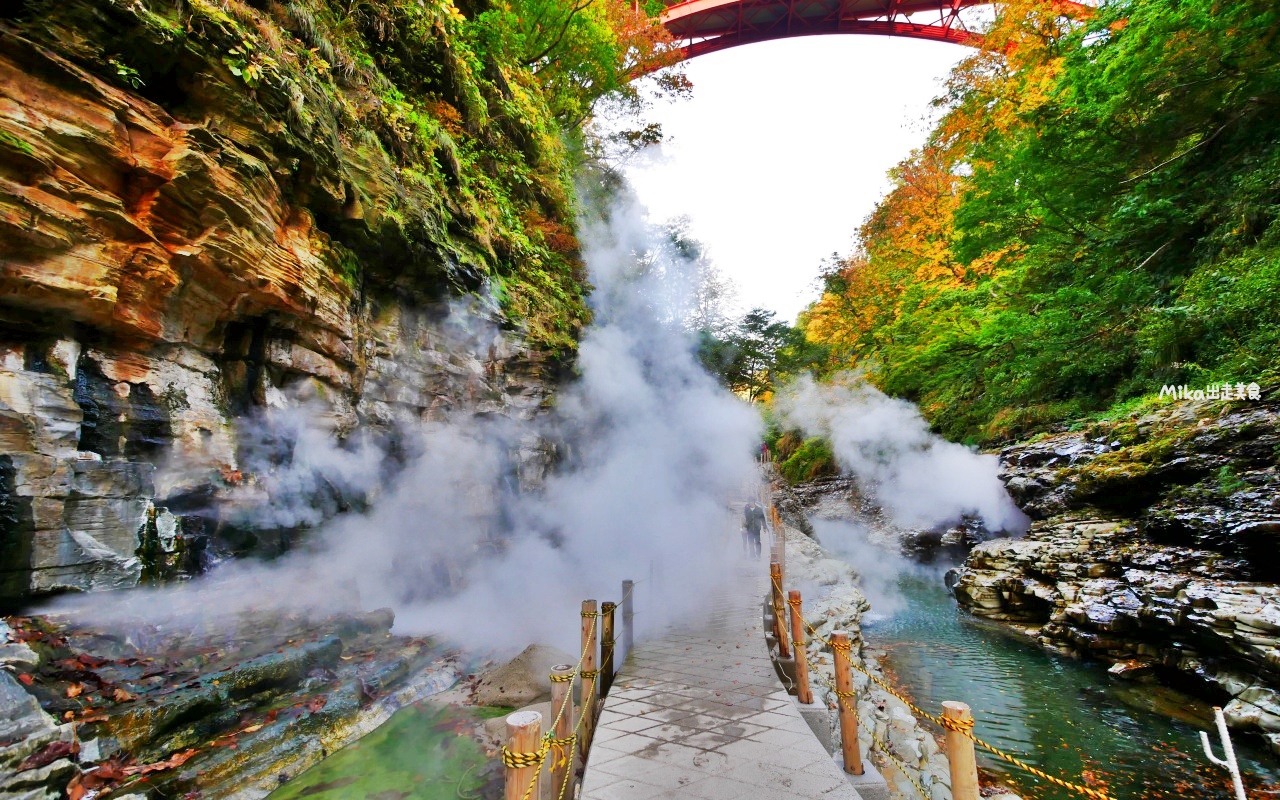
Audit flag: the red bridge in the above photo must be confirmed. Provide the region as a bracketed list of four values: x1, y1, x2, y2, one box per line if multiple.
[660, 0, 1083, 60]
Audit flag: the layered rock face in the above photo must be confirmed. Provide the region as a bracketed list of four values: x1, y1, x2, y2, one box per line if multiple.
[0, 9, 563, 604]
[949, 401, 1280, 747]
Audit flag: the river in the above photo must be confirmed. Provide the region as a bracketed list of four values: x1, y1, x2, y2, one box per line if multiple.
[866, 572, 1280, 800]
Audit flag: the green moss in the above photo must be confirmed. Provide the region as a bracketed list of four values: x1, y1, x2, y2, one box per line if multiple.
[779, 437, 837, 484]
[17, 0, 591, 355]
[267, 702, 496, 800]
[1068, 425, 1193, 497]
[0, 129, 33, 156]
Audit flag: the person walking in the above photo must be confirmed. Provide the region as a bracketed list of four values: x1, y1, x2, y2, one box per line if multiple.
[742, 502, 766, 559]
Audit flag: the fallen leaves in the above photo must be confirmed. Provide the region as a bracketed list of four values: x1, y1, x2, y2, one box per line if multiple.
[17, 673, 34, 686]
[66, 683, 85, 698]
[66, 749, 199, 800]
[306, 695, 328, 713]
[17, 739, 79, 772]
[124, 748, 199, 776]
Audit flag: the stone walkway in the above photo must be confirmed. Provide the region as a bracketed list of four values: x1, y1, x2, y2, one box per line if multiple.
[579, 567, 867, 800]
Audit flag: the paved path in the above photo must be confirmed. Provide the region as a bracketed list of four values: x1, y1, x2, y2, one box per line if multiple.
[580, 567, 865, 800]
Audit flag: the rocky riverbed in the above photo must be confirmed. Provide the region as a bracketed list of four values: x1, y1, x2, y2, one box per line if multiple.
[948, 399, 1280, 753]
[0, 607, 475, 800]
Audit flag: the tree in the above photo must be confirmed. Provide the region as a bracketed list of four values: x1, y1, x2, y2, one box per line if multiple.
[699, 308, 823, 402]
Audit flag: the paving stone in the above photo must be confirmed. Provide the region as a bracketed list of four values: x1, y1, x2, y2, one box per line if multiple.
[581, 568, 864, 800]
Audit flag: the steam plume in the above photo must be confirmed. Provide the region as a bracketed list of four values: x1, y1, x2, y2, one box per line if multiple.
[48, 191, 762, 659]
[776, 375, 1027, 534]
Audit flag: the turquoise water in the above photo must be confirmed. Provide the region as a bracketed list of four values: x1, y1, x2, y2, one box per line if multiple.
[867, 573, 1280, 800]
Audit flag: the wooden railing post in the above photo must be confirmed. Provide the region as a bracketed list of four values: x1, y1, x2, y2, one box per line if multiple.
[621, 580, 634, 664]
[549, 665, 574, 800]
[770, 562, 791, 659]
[504, 710, 543, 800]
[831, 631, 863, 775]
[600, 601, 617, 696]
[943, 701, 980, 800]
[788, 590, 813, 704]
[579, 600, 599, 761]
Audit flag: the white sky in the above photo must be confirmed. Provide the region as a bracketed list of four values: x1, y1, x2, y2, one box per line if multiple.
[623, 35, 969, 324]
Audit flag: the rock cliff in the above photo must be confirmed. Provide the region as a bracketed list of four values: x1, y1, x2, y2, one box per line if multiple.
[948, 400, 1280, 750]
[0, 0, 588, 603]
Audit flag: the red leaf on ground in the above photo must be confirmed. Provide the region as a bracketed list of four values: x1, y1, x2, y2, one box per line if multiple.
[77, 653, 109, 668]
[121, 748, 198, 776]
[17, 673, 33, 686]
[18, 739, 79, 772]
[305, 696, 328, 713]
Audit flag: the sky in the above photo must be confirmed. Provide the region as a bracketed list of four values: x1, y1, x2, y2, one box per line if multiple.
[621, 35, 970, 324]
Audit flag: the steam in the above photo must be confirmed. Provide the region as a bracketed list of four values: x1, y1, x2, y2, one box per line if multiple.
[808, 518, 936, 619]
[48, 191, 762, 658]
[777, 375, 1027, 534]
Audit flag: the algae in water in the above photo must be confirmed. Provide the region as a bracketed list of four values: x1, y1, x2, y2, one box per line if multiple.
[268, 703, 498, 800]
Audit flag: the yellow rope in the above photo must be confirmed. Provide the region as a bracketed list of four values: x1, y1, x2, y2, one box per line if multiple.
[500, 744, 548, 769]
[504, 582, 643, 800]
[780, 574, 1115, 800]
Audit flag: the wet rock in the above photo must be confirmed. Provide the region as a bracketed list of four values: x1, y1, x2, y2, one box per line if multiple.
[952, 401, 1280, 735]
[472, 644, 576, 707]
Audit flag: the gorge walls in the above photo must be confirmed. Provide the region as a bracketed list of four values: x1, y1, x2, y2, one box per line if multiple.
[0, 0, 585, 603]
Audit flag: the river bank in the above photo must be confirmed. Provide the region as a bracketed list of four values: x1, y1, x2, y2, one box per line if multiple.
[949, 398, 1280, 753]
[0, 608, 507, 800]
[776, 461, 1280, 799]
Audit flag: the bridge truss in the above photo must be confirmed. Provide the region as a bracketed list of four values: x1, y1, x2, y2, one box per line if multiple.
[661, 0, 989, 59]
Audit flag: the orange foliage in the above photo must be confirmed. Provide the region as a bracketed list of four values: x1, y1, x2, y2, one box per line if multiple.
[522, 208, 581, 255]
[802, 0, 1084, 368]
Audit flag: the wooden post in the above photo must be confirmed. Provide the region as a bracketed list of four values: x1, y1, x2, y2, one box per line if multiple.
[579, 600, 599, 760]
[504, 710, 543, 800]
[621, 580, 634, 664]
[770, 562, 790, 659]
[549, 665, 574, 800]
[600, 602, 617, 696]
[788, 591, 813, 705]
[943, 701, 980, 800]
[831, 631, 863, 775]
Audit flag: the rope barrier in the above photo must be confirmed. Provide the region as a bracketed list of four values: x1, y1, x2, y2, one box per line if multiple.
[777, 573, 1115, 800]
[504, 580, 641, 800]
[500, 744, 548, 769]
[813, 668, 929, 800]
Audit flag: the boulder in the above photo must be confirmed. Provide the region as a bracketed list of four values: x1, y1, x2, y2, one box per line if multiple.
[472, 644, 575, 708]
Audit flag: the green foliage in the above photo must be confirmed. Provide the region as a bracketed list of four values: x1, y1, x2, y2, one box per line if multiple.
[10, 0, 682, 356]
[1217, 465, 1248, 496]
[804, 0, 1280, 443]
[108, 57, 144, 88]
[699, 308, 827, 401]
[778, 437, 836, 484]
